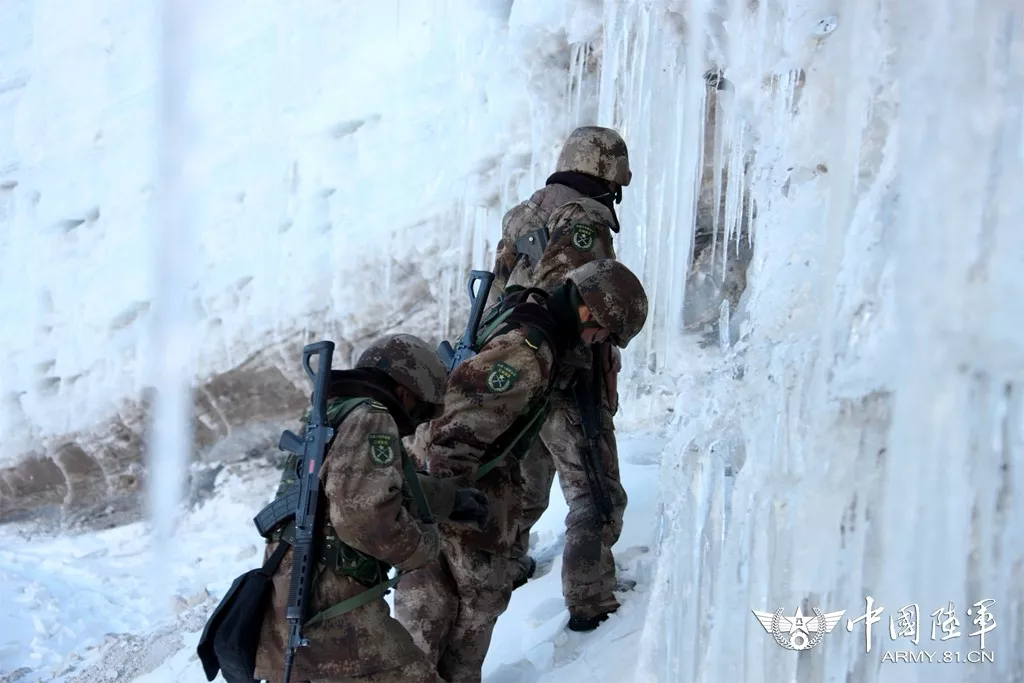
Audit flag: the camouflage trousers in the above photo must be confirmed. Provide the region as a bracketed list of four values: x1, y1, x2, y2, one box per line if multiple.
[511, 391, 626, 619]
[296, 658, 444, 683]
[394, 536, 513, 683]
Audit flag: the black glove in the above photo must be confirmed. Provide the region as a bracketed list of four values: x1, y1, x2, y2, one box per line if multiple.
[449, 488, 490, 529]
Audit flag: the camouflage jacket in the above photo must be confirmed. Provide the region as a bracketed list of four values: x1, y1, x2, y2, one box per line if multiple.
[489, 181, 620, 406]
[490, 182, 618, 305]
[422, 323, 558, 555]
[254, 401, 455, 681]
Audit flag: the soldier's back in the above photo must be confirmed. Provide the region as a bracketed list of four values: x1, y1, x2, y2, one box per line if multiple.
[254, 401, 431, 682]
[507, 186, 616, 285]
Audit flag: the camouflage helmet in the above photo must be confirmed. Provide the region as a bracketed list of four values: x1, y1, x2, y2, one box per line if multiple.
[356, 333, 446, 405]
[555, 126, 632, 187]
[566, 259, 648, 349]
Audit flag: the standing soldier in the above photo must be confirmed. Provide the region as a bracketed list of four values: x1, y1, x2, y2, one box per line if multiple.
[251, 334, 489, 683]
[395, 260, 649, 682]
[490, 125, 635, 632]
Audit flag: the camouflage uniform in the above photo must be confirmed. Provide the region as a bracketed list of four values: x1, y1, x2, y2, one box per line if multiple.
[396, 325, 557, 682]
[254, 334, 458, 683]
[489, 126, 628, 309]
[492, 126, 634, 625]
[397, 260, 649, 681]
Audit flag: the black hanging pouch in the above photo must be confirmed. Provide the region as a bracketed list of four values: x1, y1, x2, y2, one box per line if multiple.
[197, 540, 290, 682]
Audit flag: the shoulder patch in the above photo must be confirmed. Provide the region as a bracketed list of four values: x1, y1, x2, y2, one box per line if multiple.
[367, 433, 396, 466]
[570, 223, 596, 251]
[485, 361, 520, 394]
[523, 327, 547, 352]
[368, 399, 389, 413]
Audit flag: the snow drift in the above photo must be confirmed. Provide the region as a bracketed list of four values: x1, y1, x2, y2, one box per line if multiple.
[1, 0, 1022, 682]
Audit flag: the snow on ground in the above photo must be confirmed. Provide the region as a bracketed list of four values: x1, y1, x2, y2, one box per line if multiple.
[0, 456, 282, 682]
[0, 420, 667, 683]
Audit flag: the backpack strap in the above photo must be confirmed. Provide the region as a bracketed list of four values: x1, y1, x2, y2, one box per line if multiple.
[272, 397, 371, 496]
[256, 536, 291, 577]
[475, 307, 518, 353]
[477, 288, 552, 348]
[472, 381, 557, 482]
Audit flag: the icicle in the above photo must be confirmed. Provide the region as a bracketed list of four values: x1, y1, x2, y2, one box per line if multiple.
[596, 1, 620, 124]
[718, 298, 730, 348]
[709, 79, 725, 270]
[148, 0, 199, 616]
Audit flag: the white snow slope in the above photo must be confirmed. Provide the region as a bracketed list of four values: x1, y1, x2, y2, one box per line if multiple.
[2, 1, 1023, 682]
[0, 423, 666, 683]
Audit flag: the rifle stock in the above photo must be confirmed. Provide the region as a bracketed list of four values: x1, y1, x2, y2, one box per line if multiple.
[282, 340, 336, 683]
[514, 227, 549, 268]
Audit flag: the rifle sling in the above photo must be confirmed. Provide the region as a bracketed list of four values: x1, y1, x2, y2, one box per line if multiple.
[472, 386, 554, 482]
[400, 449, 433, 524]
[270, 536, 403, 628]
[303, 573, 402, 628]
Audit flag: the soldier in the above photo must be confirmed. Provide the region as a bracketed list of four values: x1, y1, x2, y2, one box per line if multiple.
[489, 125, 635, 632]
[395, 260, 649, 682]
[252, 334, 489, 683]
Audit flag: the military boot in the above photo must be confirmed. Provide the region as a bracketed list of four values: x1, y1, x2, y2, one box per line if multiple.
[567, 606, 619, 632]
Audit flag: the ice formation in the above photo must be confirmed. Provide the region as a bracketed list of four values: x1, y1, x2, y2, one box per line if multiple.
[0, 0, 1021, 681]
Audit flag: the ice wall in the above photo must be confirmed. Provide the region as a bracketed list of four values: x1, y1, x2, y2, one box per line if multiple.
[0, 0, 567, 520]
[594, 1, 1024, 682]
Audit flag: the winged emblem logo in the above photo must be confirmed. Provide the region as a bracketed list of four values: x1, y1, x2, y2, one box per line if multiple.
[752, 607, 846, 650]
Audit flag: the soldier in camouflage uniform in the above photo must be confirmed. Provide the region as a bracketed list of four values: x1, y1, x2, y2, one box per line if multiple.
[395, 260, 649, 682]
[489, 126, 636, 632]
[253, 334, 489, 683]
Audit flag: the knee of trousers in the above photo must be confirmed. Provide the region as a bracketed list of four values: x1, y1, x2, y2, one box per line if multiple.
[394, 561, 458, 622]
[563, 495, 624, 541]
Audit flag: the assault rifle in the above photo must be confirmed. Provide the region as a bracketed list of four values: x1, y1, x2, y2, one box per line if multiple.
[572, 348, 614, 525]
[438, 270, 495, 374]
[277, 341, 336, 683]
